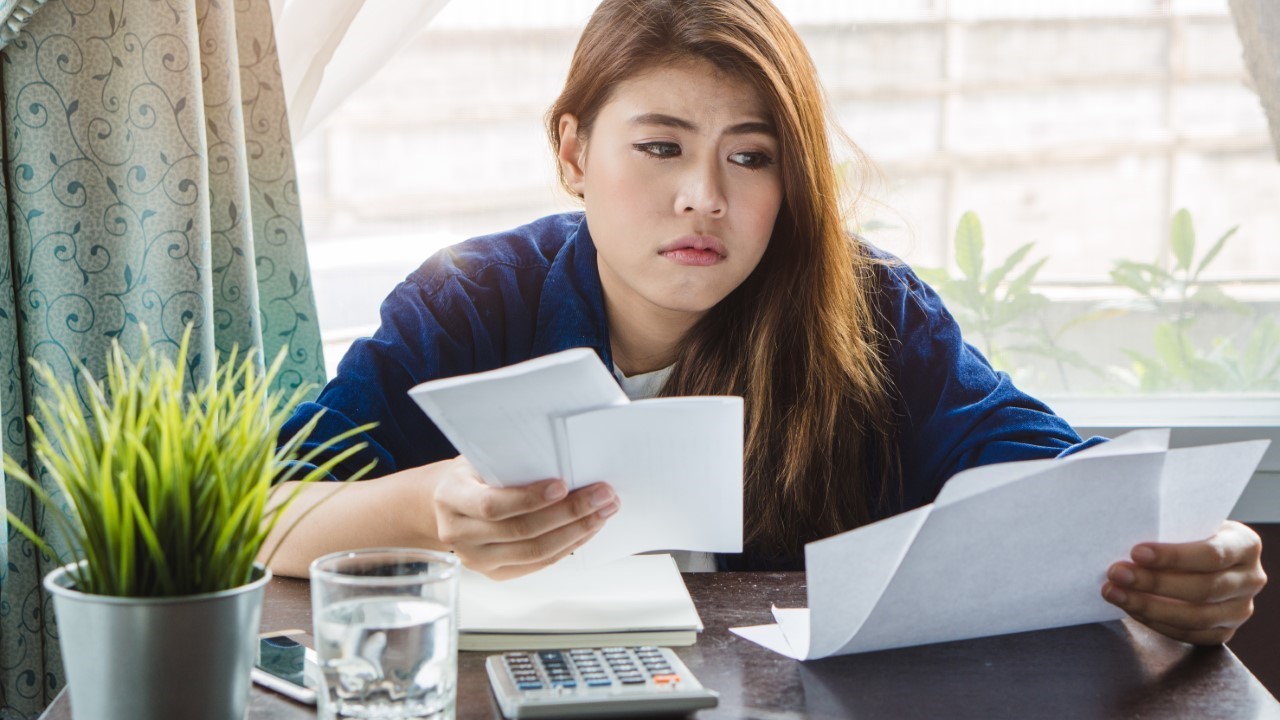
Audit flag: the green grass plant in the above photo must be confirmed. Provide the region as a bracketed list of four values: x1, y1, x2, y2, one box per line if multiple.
[2, 326, 376, 597]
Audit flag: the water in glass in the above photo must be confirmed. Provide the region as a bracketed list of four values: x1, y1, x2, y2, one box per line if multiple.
[317, 596, 454, 718]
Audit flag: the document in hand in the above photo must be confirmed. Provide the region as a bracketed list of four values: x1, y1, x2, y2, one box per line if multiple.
[457, 554, 703, 651]
[407, 348, 744, 564]
[730, 429, 1270, 659]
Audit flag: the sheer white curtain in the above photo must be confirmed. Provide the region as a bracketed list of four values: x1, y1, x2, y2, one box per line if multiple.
[272, 0, 452, 140]
[1228, 0, 1280, 160]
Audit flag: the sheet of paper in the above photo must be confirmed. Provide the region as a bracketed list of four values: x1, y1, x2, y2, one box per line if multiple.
[458, 554, 702, 634]
[563, 398, 744, 564]
[408, 348, 627, 486]
[731, 431, 1270, 660]
[1159, 440, 1269, 543]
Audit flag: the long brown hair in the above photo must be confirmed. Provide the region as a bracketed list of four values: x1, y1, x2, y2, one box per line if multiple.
[548, 0, 902, 562]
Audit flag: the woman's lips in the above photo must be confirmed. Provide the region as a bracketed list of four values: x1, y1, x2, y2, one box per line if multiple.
[658, 235, 727, 266]
[661, 248, 724, 266]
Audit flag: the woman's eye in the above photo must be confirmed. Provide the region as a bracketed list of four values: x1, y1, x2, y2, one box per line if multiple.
[634, 142, 681, 159]
[729, 151, 775, 170]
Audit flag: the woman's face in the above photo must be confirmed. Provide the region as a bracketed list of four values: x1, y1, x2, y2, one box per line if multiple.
[558, 59, 784, 319]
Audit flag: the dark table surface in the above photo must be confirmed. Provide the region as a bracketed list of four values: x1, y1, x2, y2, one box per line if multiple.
[41, 558, 1280, 720]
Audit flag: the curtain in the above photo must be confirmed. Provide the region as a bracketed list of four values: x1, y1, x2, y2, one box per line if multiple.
[0, 0, 324, 714]
[1228, 0, 1280, 161]
[273, 0, 450, 140]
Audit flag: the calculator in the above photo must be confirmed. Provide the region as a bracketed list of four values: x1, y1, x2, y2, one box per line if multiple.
[485, 647, 719, 718]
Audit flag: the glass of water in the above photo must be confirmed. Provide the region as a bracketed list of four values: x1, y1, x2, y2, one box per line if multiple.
[310, 548, 460, 719]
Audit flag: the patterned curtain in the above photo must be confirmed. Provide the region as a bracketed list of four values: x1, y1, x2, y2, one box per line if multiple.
[0, 0, 324, 714]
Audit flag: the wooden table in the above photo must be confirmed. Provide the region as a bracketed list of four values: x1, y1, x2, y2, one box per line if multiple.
[41, 565, 1280, 719]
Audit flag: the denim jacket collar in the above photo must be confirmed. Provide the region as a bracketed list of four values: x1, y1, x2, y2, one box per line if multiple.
[531, 214, 614, 369]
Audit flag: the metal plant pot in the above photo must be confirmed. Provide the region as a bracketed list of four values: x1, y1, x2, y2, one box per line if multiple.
[44, 562, 272, 720]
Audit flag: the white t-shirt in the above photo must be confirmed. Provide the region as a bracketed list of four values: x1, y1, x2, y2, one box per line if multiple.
[611, 363, 718, 573]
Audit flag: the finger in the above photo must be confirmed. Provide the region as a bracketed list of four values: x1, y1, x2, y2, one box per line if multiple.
[1102, 583, 1254, 632]
[1130, 521, 1260, 573]
[442, 473, 570, 523]
[483, 501, 618, 571]
[446, 483, 617, 543]
[1107, 562, 1266, 604]
[485, 521, 606, 581]
[1136, 617, 1237, 646]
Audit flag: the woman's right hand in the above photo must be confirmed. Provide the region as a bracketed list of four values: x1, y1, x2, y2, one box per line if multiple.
[432, 456, 619, 580]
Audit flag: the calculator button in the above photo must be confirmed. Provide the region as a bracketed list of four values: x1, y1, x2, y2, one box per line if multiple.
[516, 681, 544, 690]
[619, 676, 646, 685]
[651, 674, 680, 684]
[552, 679, 577, 688]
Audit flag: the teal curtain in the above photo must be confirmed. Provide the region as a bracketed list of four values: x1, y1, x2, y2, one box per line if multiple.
[0, 0, 324, 714]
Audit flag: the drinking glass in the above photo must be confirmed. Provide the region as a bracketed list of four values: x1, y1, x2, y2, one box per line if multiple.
[310, 548, 459, 719]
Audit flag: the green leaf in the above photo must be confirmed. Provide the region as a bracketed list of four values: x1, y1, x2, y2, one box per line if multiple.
[1109, 266, 1151, 297]
[1170, 208, 1195, 272]
[1153, 323, 1188, 377]
[1188, 285, 1250, 315]
[985, 242, 1035, 289]
[1006, 257, 1049, 298]
[914, 267, 950, 288]
[1057, 308, 1128, 336]
[1192, 225, 1238, 281]
[1241, 318, 1280, 382]
[954, 211, 984, 281]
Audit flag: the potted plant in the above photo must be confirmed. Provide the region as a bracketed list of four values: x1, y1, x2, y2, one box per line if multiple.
[3, 327, 374, 720]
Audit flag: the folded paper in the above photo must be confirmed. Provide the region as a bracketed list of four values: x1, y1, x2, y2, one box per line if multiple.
[732, 430, 1270, 659]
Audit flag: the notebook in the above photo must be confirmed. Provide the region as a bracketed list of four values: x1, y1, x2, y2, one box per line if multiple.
[458, 554, 703, 651]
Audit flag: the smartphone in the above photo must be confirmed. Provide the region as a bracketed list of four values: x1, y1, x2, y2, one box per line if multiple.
[252, 629, 318, 705]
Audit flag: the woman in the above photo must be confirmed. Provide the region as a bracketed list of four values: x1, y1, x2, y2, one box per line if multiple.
[265, 0, 1265, 646]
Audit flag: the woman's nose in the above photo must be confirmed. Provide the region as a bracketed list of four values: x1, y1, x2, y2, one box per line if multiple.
[675, 161, 727, 218]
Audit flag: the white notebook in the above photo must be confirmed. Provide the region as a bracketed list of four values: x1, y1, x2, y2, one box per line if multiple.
[408, 349, 744, 564]
[458, 554, 703, 651]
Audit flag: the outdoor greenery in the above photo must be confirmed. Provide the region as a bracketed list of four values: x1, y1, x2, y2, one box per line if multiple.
[2, 326, 376, 597]
[915, 209, 1280, 394]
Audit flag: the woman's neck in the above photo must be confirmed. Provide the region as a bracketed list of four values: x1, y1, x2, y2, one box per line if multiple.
[600, 267, 702, 377]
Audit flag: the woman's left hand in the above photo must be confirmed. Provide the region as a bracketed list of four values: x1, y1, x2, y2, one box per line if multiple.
[1102, 520, 1267, 645]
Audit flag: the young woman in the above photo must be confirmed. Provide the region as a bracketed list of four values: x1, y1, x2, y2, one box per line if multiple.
[265, 0, 1265, 646]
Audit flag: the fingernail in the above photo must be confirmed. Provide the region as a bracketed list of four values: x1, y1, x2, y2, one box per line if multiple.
[598, 502, 619, 519]
[1133, 546, 1157, 564]
[544, 481, 567, 501]
[590, 487, 614, 508]
[1104, 585, 1128, 604]
[1110, 566, 1135, 586]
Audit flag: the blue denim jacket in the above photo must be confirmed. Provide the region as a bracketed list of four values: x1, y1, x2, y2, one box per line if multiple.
[281, 212, 1102, 569]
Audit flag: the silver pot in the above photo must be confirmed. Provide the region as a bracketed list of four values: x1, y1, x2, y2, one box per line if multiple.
[44, 562, 272, 720]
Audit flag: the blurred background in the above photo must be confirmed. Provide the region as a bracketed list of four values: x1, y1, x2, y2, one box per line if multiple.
[291, 0, 1280, 407]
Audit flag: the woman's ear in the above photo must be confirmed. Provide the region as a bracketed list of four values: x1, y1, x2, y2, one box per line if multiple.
[558, 113, 587, 196]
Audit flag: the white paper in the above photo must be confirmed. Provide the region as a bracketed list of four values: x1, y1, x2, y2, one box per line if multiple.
[731, 431, 1270, 659]
[458, 554, 702, 634]
[563, 398, 744, 564]
[409, 348, 626, 486]
[408, 348, 745, 560]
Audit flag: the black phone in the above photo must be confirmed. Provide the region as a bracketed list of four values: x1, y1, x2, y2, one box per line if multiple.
[252, 630, 318, 705]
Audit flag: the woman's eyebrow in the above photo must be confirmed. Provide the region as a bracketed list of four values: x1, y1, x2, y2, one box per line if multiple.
[629, 112, 775, 136]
